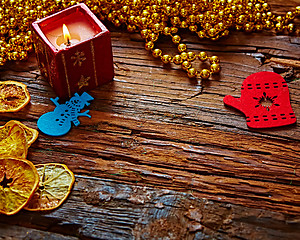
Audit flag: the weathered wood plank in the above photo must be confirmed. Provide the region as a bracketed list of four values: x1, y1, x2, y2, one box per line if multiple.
[1, 176, 299, 240]
[0, 223, 79, 240]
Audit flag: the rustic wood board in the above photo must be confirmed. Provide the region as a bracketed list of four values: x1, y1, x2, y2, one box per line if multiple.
[0, 1, 299, 239]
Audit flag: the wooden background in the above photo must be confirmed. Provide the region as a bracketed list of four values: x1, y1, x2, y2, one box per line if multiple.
[0, 0, 299, 239]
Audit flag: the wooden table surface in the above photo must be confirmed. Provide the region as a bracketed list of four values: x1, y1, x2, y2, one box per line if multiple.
[0, 1, 300, 239]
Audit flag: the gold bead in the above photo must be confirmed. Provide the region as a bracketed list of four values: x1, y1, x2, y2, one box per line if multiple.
[187, 68, 197, 78]
[173, 54, 183, 65]
[148, 33, 158, 42]
[187, 52, 196, 61]
[128, 15, 135, 25]
[163, 27, 171, 35]
[24, 36, 31, 44]
[275, 22, 284, 32]
[20, 51, 27, 60]
[265, 20, 273, 30]
[152, 23, 162, 33]
[196, 14, 204, 23]
[145, 41, 154, 51]
[210, 63, 220, 74]
[161, 54, 172, 64]
[286, 11, 295, 20]
[127, 25, 136, 33]
[152, 49, 162, 58]
[165, 6, 172, 16]
[208, 28, 217, 37]
[287, 23, 294, 33]
[244, 23, 253, 32]
[236, 25, 243, 31]
[180, 8, 188, 17]
[197, 31, 205, 39]
[180, 21, 188, 28]
[188, 15, 196, 24]
[181, 61, 191, 70]
[10, 51, 19, 60]
[152, 13, 160, 23]
[276, 16, 283, 22]
[107, 13, 114, 21]
[210, 56, 220, 64]
[178, 43, 187, 53]
[140, 17, 149, 28]
[113, 19, 121, 27]
[255, 24, 263, 31]
[170, 27, 178, 34]
[9, 37, 16, 44]
[231, 6, 237, 14]
[172, 35, 181, 44]
[0, 26, 7, 35]
[141, 10, 150, 18]
[218, 11, 225, 19]
[266, 12, 273, 18]
[141, 29, 149, 39]
[296, 6, 300, 15]
[171, 16, 180, 26]
[199, 69, 211, 80]
[217, 22, 224, 30]
[255, 3, 261, 10]
[189, 25, 197, 32]
[262, 3, 269, 11]
[118, 14, 127, 23]
[180, 52, 188, 61]
[198, 51, 208, 62]
[0, 57, 6, 66]
[255, 13, 262, 21]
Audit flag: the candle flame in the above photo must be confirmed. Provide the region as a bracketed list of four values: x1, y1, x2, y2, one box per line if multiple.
[63, 24, 71, 45]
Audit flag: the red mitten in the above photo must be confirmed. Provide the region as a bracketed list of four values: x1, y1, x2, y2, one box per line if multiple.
[223, 71, 296, 128]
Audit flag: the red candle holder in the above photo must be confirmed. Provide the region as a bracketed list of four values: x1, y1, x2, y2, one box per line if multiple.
[32, 3, 114, 98]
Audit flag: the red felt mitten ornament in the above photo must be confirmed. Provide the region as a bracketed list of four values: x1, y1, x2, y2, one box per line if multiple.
[223, 71, 296, 128]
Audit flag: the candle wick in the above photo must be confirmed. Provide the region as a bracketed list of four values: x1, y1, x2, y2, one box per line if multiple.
[67, 38, 71, 46]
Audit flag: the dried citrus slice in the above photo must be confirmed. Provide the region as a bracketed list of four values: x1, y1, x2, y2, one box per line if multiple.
[0, 158, 39, 215]
[24, 163, 75, 211]
[0, 124, 28, 159]
[0, 81, 31, 112]
[0, 120, 38, 147]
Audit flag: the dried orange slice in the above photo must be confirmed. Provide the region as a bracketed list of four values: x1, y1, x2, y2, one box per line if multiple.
[0, 81, 31, 112]
[0, 120, 38, 147]
[0, 124, 28, 159]
[24, 163, 75, 211]
[0, 158, 39, 215]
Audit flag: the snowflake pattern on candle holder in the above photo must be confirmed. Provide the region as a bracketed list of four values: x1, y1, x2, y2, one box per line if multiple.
[71, 51, 86, 67]
[78, 75, 90, 89]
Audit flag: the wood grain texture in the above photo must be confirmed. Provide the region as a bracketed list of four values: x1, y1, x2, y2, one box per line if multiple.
[0, 0, 299, 239]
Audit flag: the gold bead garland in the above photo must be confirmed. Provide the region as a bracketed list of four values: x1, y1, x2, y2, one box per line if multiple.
[0, 0, 300, 80]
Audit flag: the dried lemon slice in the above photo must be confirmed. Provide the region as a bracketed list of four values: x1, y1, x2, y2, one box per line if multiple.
[0, 120, 38, 147]
[0, 124, 28, 159]
[0, 158, 39, 215]
[24, 163, 75, 211]
[0, 81, 31, 112]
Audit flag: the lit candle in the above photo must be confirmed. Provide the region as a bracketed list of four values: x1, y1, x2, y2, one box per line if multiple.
[55, 24, 80, 48]
[44, 19, 98, 50]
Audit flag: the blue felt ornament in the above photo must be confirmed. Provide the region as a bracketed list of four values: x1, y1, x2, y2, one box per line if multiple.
[37, 92, 94, 136]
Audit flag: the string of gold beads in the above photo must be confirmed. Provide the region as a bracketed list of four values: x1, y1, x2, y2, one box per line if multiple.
[0, 0, 299, 81]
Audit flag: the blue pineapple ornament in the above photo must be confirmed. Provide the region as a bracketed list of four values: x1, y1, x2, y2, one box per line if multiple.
[37, 92, 94, 136]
